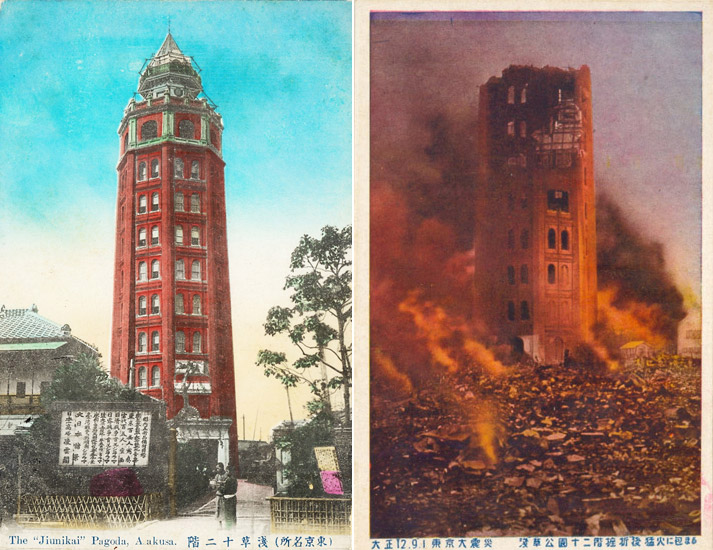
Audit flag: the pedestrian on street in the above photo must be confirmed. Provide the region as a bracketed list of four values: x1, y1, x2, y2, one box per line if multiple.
[210, 462, 228, 528]
[222, 467, 238, 529]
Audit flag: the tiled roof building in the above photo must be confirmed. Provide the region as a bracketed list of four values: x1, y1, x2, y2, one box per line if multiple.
[0, 304, 98, 432]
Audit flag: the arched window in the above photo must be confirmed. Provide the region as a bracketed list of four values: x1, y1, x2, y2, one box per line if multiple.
[138, 261, 147, 281]
[191, 260, 201, 281]
[138, 296, 147, 316]
[176, 259, 185, 280]
[151, 192, 159, 211]
[151, 331, 159, 352]
[191, 193, 200, 213]
[561, 230, 570, 250]
[151, 294, 160, 314]
[193, 295, 201, 315]
[138, 162, 147, 181]
[521, 87, 527, 104]
[151, 225, 159, 245]
[507, 266, 515, 285]
[151, 366, 160, 387]
[138, 366, 147, 387]
[138, 228, 147, 247]
[193, 332, 202, 353]
[175, 331, 185, 353]
[175, 294, 184, 314]
[548, 263, 556, 284]
[138, 332, 147, 352]
[519, 121, 527, 139]
[520, 264, 529, 284]
[141, 120, 158, 141]
[507, 229, 515, 249]
[138, 195, 147, 213]
[150, 159, 159, 178]
[507, 121, 515, 136]
[123, 133, 128, 152]
[507, 301, 515, 321]
[175, 225, 184, 245]
[210, 128, 219, 147]
[191, 161, 200, 179]
[191, 226, 200, 246]
[507, 85, 515, 104]
[175, 158, 184, 178]
[178, 119, 194, 139]
[520, 229, 529, 249]
[175, 192, 184, 212]
[521, 301, 530, 320]
[151, 259, 160, 279]
[547, 228, 556, 249]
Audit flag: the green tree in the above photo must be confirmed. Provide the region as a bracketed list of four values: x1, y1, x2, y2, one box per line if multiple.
[257, 225, 352, 424]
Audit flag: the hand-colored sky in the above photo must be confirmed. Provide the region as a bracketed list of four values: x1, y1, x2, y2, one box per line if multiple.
[371, 11, 702, 304]
[0, 0, 351, 441]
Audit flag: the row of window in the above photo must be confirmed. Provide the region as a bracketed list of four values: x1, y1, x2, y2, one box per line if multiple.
[507, 85, 527, 105]
[137, 259, 202, 281]
[548, 229, 570, 250]
[175, 225, 202, 246]
[137, 193, 161, 214]
[136, 365, 161, 389]
[136, 225, 203, 248]
[548, 264, 570, 285]
[506, 120, 527, 138]
[507, 229, 529, 250]
[507, 300, 530, 321]
[12, 381, 51, 398]
[506, 229, 570, 251]
[127, 119, 213, 151]
[136, 159, 202, 181]
[175, 192, 201, 213]
[507, 265, 529, 285]
[137, 330, 203, 353]
[137, 294, 203, 316]
[174, 158, 201, 180]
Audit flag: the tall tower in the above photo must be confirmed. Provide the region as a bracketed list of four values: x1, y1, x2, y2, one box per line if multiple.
[474, 65, 597, 364]
[111, 33, 237, 466]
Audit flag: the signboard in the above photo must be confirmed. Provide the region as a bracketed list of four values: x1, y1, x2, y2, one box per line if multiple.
[58, 409, 152, 467]
[314, 446, 340, 472]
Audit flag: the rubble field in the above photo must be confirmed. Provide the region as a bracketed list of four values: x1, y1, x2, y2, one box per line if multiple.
[371, 361, 701, 538]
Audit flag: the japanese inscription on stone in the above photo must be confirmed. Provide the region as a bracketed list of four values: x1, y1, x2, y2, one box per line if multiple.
[58, 410, 152, 467]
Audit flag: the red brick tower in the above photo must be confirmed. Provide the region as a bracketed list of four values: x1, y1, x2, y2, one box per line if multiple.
[475, 65, 597, 364]
[111, 33, 237, 466]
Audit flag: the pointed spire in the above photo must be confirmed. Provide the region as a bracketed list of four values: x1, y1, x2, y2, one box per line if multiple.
[148, 32, 191, 68]
[138, 33, 202, 100]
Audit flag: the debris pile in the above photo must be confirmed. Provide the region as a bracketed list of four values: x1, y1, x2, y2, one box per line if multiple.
[371, 360, 700, 537]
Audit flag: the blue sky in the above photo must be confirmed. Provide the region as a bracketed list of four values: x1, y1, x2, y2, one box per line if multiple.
[0, 0, 351, 439]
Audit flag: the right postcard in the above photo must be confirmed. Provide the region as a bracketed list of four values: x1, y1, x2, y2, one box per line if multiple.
[355, 4, 711, 548]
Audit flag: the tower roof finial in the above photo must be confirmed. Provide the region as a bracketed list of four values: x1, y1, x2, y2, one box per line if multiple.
[168, 15, 171, 35]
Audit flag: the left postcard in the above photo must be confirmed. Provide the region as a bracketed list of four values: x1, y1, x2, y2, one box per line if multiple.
[0, 1, 352, 549]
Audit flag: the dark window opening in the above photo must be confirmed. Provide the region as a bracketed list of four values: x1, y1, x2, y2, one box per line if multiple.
[141, 121, 158, 141]
[548, 264, 556, 284]
[561, 230, 570, 250]
[507, 266, 515, 285]
[16, 381, 26, 398]
[547, 190, 569, 212]
[521, 301, 530, 320]
[507, 301, 515, 321]
[547, 228, 556, 249]
[178, 119, 195, 139]
[520, 264, 529, 284]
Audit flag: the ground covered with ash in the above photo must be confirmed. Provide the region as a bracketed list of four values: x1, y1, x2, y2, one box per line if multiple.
[371, 360, 701, 538]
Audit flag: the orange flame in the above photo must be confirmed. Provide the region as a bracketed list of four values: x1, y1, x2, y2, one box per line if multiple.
[598, 288, 668, 349]
[372, 347, 414, 396]
[398, 290, 508, 376]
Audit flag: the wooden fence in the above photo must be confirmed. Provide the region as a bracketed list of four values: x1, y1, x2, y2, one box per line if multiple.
[17, 493, 163, 528]
[268, 496, 351, 535]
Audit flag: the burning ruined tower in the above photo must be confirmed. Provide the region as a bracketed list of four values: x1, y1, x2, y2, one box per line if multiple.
[111, 34, 238, 466]
[475, 65, 597, 364]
